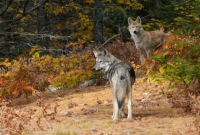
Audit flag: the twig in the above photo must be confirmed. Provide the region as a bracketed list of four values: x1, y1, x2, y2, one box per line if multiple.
[0, 32, 69, 40]
[0, 0, 13, 16]
[43, 117, 52, 129]
[97, 33, 122, 50]
[0, 0, 48, 25]
[25, 43, 65, 52]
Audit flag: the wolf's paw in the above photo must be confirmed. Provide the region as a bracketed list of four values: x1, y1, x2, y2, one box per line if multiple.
[112, 116, 118, 120]
[112, 114, 119, 120]
[127, 115, 132, 119]
[119, 112, 125, 118]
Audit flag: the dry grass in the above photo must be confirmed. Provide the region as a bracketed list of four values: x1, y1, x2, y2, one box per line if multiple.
[0, 82, 199, 135]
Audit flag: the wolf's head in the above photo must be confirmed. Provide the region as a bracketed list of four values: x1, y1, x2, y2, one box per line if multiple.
[128, 16, 143, 35]
[92, 49, 113, 72]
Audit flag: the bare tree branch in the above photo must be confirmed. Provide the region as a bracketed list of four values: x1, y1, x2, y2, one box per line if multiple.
[23, 0, 30, 14]
[0, 0, 48, 25]
[97, 33, 122, 50]
[0, 32, 69, 40]
[13, 0, 48, 22]
[0, 0, 14, 16]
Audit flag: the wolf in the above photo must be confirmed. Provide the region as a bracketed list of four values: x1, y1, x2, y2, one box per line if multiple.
[128, 16, 169, 64]
[92, 49, 135, 120]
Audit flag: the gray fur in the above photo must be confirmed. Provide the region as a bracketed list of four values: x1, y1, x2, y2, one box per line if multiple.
[128, 16, 169, 64]
[92, 49, 135, 120]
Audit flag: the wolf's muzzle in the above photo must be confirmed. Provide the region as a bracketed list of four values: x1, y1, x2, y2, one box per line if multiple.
[92, 67, 96, 71]
[92, 67, 102, 71]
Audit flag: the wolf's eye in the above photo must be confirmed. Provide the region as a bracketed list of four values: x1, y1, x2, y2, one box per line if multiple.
[99, 61, 102, 63]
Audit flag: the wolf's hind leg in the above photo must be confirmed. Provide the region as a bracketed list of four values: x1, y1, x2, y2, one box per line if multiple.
[113, 98, 119, 120]
[127, 88, 132, 119]
[119, 105, 125, 118]
[112, 96, 115, 119]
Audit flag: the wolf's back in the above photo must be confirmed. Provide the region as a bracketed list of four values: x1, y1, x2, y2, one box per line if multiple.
[144, 31, 169, 50]
[106, 61, 135, 84]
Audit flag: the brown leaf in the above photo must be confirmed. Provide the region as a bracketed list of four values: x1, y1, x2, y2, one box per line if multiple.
[97, 100, 102, 104]
[80, 108, 85, 111]
[66, 111, 73, 117]
[151, 32, 155, 36]
[134, 116, 142, 121]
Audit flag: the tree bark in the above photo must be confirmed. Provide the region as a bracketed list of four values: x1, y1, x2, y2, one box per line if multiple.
[94, 0, 103, 46]
[37, 0, 47, 47]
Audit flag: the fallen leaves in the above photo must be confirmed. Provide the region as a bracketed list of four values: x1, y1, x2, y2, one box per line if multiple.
[67, 102, 78, 109]
[0, 83, 198, 135]
[85, 108, 99, 114]
[134, 116, 142, 121]
[0, 104, 33, 134]
[97, 100, 102, 104]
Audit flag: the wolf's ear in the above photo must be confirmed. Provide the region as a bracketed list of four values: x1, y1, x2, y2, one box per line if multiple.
[136, 16, 141, 24]
[128, 17, 133, 24]
[93, 49, 98, 57]
[101, 49, 108, 56]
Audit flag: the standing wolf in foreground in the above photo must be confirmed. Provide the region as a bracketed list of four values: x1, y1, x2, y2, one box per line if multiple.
[128, 16, 169, 64]
[92, 49, 135, 120]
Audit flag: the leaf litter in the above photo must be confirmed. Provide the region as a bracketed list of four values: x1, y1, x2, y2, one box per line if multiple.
[0, 82, 199, 135]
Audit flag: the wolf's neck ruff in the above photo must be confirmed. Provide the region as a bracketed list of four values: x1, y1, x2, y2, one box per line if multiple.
[105, 61, 121, 79]
[133, 33, 145, 49]
[104, 55, 121, 77]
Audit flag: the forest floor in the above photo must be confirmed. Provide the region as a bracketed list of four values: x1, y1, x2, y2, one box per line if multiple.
[4, 81, 199, 135]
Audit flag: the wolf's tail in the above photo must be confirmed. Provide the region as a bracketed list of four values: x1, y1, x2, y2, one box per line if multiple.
[116, 75, 127, 110]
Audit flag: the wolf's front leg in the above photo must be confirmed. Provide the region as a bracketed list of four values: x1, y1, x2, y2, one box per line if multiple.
[140, 53, 145, 65]
[146, 49, 152, 59]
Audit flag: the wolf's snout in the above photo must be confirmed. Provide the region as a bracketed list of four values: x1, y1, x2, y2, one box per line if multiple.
[92, 66, 102, 71]
[92, 67, 96, 71]
[134, 31, 137, 34]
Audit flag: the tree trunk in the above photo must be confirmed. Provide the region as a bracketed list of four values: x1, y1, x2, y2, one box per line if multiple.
[37, 0, 47, 47]
[93, 0, 103, 46]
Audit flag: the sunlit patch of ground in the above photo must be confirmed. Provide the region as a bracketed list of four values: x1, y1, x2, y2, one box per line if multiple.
[11, 82, 196, 135]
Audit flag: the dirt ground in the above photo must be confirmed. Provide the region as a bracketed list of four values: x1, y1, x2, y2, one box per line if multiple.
[10, 82, 198, 135]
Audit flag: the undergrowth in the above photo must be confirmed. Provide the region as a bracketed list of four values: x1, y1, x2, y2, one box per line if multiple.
[0, 46, 98, 102]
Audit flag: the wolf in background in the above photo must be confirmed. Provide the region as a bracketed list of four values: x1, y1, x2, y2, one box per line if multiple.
[92, 49, 135, 120]
[128, 16, 169, 64]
